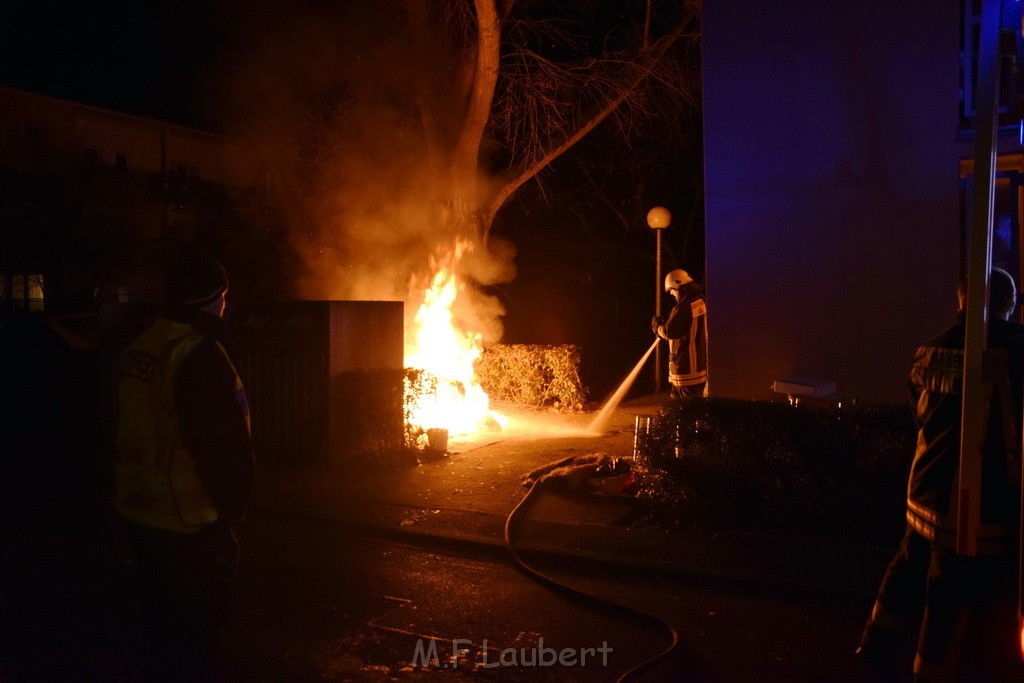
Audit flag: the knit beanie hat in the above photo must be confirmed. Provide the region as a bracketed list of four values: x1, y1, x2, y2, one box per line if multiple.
[165, 249, 228, 307]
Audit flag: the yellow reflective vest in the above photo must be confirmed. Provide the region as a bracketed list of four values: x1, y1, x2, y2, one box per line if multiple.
[113, 317, 243, 533]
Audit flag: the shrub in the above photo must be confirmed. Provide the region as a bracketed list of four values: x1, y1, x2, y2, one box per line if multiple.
[402, 368, 434, 449]
[475, 344, 587, 411]
[634, 398, 914, 544]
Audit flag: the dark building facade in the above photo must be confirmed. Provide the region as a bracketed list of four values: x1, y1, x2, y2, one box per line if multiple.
[703, 1, 1024, 401]
[0, 85, 282, 316]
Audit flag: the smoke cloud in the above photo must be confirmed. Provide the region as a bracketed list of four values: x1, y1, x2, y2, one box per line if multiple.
[212, 2, 516, 342]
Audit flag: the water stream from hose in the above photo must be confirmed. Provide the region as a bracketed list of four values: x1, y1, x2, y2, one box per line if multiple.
[586, 338, 660, 435]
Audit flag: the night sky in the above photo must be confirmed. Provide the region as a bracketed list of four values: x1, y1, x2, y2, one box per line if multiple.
[0, 0, 225, 127]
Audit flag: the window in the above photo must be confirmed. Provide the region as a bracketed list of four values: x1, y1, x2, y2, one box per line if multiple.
[960, 154, 1024, 318]
[1, 272, 46, 312]
[25, 273, 44, 312]
[12, 275, 25, 306]
[959, 0, 1024, 133]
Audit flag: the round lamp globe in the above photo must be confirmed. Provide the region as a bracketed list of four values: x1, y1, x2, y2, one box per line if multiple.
[647, 206, 671, 229]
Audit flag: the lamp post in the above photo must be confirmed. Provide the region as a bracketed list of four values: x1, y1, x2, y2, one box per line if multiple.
[647, 206, 671, 392]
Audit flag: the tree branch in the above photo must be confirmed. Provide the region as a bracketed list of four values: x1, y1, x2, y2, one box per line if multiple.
[483, 17, 697, 238]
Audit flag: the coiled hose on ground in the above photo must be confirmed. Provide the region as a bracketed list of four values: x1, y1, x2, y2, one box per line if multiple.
[504, 469, 682, 683]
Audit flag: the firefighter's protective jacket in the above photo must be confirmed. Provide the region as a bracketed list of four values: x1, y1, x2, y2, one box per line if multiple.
[656, 282, 708, 390]
[905, 317, 1024, 555]
[113, 308, 253, 534]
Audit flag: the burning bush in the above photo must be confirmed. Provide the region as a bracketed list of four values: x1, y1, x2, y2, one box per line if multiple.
[634, 398, 914, 544]
[475, 344, 587, 412]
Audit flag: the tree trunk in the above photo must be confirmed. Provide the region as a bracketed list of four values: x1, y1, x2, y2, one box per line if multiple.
[447, 0, 502, 240]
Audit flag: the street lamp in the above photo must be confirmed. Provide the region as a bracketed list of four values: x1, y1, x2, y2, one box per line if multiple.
[647, 206, 671, 392]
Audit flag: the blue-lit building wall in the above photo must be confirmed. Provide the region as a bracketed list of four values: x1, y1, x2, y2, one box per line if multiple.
[702, 1, 1022, 401]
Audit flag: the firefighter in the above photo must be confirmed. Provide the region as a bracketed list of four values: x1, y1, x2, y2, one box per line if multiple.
[857, 268, 1024, 682]
[112, 249, 254, 681]
[651, 268, 708, 397]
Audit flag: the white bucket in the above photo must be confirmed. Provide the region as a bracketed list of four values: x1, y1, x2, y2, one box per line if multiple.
[426, 428, 449, 453]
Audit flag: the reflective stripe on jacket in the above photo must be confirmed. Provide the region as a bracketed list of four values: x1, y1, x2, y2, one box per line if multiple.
[114, 317, 237, 533]
[904, 321, 1024, 555]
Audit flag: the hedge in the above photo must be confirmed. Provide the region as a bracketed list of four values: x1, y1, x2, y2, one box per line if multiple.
[634, 397, 915, 544]
[475, 343, 587, 411]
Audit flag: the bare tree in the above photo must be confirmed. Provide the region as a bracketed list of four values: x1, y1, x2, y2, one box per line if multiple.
[399, 0, 701, 242]
[224, 0, 699, 302]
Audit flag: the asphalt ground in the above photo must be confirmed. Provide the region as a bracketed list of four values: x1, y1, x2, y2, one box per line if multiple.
[247, 392, 1024, 680]
[4, 393, 1022, 680]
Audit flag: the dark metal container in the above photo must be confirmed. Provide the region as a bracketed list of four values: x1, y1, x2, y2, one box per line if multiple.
[230, 300, 404, 465]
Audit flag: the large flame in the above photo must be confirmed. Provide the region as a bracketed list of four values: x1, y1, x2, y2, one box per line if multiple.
[404, 244, 506, 438]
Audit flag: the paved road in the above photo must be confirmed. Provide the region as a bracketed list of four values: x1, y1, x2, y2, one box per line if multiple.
[221, 510, 889, 682]
[4, 506, 1022, 681]
[6, 386, 1023, 683]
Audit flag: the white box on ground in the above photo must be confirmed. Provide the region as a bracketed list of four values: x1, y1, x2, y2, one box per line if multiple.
[771, 376, 837, 398]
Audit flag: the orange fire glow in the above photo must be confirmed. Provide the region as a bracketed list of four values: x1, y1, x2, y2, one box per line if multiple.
[1019, 619, 1024, 662]
[404, 244, 506, 439]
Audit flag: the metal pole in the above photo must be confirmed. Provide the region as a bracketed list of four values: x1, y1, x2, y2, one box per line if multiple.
[647, 207, 671, 393]
[958, 0, 1002, 557]
[655, 229, 663, 392]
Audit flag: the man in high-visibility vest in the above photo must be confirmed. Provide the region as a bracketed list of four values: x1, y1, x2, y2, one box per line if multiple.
[857, 268, 1023, 682]
[652, 268, 708, 397]
[112, 249, 254, 681]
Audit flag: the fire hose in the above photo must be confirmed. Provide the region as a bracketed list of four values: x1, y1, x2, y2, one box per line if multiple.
[504, 469, 681, 683]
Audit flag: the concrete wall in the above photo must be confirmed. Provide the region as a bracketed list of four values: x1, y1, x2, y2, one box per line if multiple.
[702, 1, 984, 401]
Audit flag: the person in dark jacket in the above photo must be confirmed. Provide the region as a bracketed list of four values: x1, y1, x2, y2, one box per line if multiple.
[112, 249, 254, 682]
[652, 268, 708, 397]
[857, 268, 1024, 682]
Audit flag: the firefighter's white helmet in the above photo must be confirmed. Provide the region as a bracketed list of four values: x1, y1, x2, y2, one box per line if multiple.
[664, 269, 693, 292]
